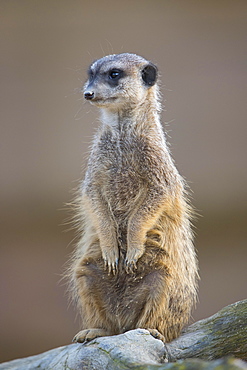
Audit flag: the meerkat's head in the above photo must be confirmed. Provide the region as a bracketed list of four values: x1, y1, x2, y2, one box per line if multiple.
[83, 53, 158, 111]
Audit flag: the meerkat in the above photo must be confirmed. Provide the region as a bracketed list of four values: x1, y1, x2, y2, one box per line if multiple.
[70, 53, 198, 344]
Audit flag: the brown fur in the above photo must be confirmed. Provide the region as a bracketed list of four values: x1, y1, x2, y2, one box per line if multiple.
[69, 53, 198, 343]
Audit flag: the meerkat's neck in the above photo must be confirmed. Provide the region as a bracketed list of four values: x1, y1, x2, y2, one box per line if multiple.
[100, 87, 162, 136]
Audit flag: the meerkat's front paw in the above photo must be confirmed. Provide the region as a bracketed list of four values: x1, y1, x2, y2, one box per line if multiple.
[125, 246, 144, 273]
[102, 247, 119, 275]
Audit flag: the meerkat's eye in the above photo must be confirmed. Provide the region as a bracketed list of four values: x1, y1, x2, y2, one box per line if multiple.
[109, 69, 122, 79]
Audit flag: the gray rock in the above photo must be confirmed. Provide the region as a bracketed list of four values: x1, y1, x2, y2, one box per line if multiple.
[1, 300, 247, 369]
[0, 329, 166, 370]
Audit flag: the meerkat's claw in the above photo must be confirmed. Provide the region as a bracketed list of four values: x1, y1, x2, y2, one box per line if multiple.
[124, 258, 137, 274]
[103, 257, 118, 275]
[125, 246, 143, 273]
[109, 260, 118, 275]
[112, 259, 118, 275]
[103, 258, 108, 271]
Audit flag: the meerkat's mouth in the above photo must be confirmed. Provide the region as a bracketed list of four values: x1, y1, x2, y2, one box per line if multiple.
[90, 97, 118, 105]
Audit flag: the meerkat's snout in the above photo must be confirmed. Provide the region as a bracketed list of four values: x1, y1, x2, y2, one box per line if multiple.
[84, 91, 94, 100]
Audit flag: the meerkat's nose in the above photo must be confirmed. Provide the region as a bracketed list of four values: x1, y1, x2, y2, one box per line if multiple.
[84, 91, 95, 100]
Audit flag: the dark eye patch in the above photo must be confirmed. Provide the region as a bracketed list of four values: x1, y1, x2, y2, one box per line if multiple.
[107, 69, 124, 85]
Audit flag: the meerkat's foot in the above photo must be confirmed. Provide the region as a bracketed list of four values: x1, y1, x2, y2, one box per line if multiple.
[102, 247, 119, 275]
[147, 328, 166, 343]
[125, 247, 144, 273]
[72, 328, 110, 343]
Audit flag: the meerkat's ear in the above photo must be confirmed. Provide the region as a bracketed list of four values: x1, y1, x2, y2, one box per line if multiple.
[141, 63, 158, 87]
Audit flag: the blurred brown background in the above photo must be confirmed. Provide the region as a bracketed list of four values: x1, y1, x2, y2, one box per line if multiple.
[1, 0, 246, 363]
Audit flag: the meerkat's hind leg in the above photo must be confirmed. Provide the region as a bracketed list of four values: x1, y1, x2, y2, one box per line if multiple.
[72, 328, 110, 343]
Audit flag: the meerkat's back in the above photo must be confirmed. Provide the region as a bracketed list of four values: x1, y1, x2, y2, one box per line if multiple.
[70, 53, 198, 343]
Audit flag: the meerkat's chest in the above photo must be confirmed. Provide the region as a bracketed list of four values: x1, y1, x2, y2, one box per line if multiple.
[97, 133, 149, 179]
[88, 133, 151, 207]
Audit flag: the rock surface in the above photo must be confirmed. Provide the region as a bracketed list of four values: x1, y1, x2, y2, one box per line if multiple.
[1, 300, 247, 369]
